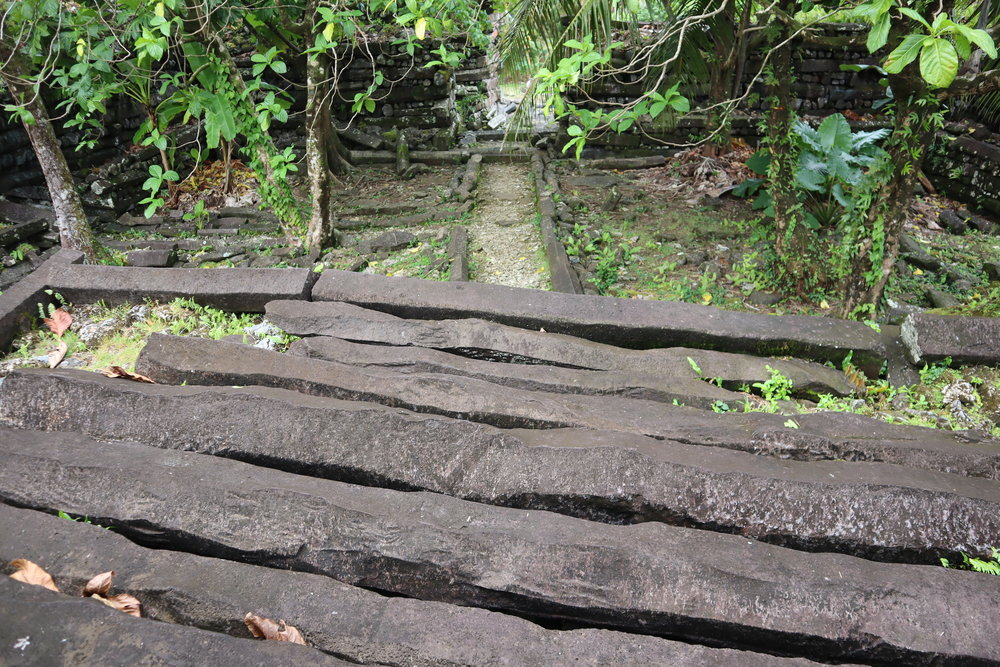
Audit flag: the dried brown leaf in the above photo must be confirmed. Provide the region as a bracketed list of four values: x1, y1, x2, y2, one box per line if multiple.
[48, 341, 68, 369]
[101, 366, 156, 384]
[83, 570, 114, 597]
[91, 592, 142, 617]
[244, 613, 307, 645]
[43, 307, 72, 338]
[9, 559, 60, 592]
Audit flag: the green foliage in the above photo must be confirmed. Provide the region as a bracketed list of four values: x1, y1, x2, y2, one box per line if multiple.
[182, 200, 209, 230]
[165, 298, 257, 340]
[10, 243, 36, 262]
[941, 547, 1000, 575]
[734, 113, 889, 228]
[753, 365, 794, 403]
[139, 164, 179, 218]
[919, 356, 953, 385]
[850, 0, 996, 88]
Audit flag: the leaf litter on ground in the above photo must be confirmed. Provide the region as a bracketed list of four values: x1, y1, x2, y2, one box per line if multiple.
[8, 560, 141, 617]
[244, 612, 308, 645]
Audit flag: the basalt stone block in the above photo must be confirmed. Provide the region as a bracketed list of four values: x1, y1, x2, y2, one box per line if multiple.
[265, 300, 857, 398]
[101, 239, 199, 252]
[213, 216, 248, 229]
[0, 428, 996, 665]
[289, 335, 738, 409]
[0, 260, 37, 292]
[0, 200, 54, 226]
[118, 212, 166, 227]
[984, 261, 1000, 281]
[358, 230, 417, 254]
[0, 577, 347, 666]
[0, 249, 84, 352]
[447, 225, 469, 281]
[4, 369, 998, 560]
[46, 265, 313, 312]
[902, 313, 1000, 365]
[132, 335, 1000, 479]
[0, 219, 47, 249]
[310, 271, 887, 373]
[125, 248, 176, 268]
[0, 504, 804, 667]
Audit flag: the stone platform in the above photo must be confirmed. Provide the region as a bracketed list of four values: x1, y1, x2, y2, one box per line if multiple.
[1, 259, 998, 665]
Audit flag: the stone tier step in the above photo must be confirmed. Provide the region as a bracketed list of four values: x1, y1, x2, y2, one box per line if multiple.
[3, 369, 998, 562]
[1, 426, 996, 664]
[133, 334, 1000, 479]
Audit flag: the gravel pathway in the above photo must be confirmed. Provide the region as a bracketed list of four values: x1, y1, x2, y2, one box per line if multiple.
[468, 163, 549, 290]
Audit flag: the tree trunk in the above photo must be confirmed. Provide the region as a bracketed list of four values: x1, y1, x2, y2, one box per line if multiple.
[304, 50, 338, 250]
[702, 0, 736, 157]
[0, 54, 98, 263]
[764, 13, 808, 291]
[838, 78, 935, 318]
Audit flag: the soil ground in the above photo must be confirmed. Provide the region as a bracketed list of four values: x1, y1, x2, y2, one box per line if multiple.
[468, 163, 548, 289]
[553, 155, 1000, 319]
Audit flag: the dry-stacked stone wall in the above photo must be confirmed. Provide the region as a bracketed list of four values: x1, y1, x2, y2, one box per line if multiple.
[926, 123, 1000, 218]
[0, 95, 150, 218]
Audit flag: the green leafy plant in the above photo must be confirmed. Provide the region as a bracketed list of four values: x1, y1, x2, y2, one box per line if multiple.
[139, 164, 179, 218]
[941, 547, 1000, 575]
[10, 242, 36, 262]
[58, 510, 109, 529]
[753, 365, 794, 403]
[735, 113, 889, 228]
[862, 4, 999, 89]
[182, 200, 209, 230]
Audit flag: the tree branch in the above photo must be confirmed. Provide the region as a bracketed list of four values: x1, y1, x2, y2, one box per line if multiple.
[940, 68, 1000, 98]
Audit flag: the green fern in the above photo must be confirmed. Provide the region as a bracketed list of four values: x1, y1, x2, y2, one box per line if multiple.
[941, 547, 1000, 575]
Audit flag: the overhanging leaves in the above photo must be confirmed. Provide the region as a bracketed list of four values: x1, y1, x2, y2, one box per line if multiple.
[920, 38, 959, 88]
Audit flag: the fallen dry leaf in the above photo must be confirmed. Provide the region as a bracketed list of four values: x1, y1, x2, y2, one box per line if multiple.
[48, 341, 68, 369]
[101, 366, 156, 384]
[91, 592, 142, 617]
[83, 570, 114, 597]
[244, 613, 307, 645]
[9, 559, 60, 592]
[43, 307, 72, 338]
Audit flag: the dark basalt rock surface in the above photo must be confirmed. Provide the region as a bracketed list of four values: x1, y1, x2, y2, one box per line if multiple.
[0, 504, 816, 667]
[46, 264, 314, 312]
[0, 578, 347, 667]
[0, 427, 996, 665]
[3, 370, 997, 561]
[266, 300, 858, 398]
[288, 334, 739, 409]
[902, 313, 1000, 365]
[309, 270, 888, 372]
[133, 334, 1000, 479]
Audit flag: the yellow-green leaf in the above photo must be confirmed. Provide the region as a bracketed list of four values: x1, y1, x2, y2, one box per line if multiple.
[415, 17, 427, 39]
[322, 22, 335, 42]
[919, 38, 958, 88]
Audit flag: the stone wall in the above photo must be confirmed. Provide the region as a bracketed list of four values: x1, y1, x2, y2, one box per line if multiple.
[574, 24, 883, 149]
[332, 44, 493, 150]
[0, 94, 150, 218]
[0, 41, 492, 209]
[926, 123, 1000, 218]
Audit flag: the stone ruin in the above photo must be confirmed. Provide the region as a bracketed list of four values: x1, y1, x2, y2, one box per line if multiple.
[0, 248, 998, 664]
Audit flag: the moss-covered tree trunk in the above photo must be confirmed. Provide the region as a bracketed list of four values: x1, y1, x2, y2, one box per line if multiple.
[838, 75, 935, 318]
[764, 10, 808, 291]
[0, 53, 98, 263]
[305, 50, 335, 250]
